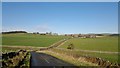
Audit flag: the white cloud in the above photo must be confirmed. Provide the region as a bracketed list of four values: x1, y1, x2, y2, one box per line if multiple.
[33, 24, 52, 33]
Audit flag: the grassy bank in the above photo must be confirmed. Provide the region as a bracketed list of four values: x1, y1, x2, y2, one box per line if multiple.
[39, 50, 97, 66]
[49, 48, 119, 63]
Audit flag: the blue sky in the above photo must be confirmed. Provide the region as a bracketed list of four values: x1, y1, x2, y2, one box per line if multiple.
[2, 0, 119, 2]
[2, 2, 118, 34]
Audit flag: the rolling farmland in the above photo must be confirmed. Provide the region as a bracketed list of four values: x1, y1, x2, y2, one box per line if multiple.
[2, 33, 119, 67]
[58, 36, 119, 63]
[2, 33, 70, 47]
[59, 36, 118, 52]
[2, 2, 119, 67]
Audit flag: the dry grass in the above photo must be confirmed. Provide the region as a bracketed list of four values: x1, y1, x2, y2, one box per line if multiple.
[37, 50, 98, 66]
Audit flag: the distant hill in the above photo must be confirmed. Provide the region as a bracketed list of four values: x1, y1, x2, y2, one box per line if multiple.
[2, 31, 27, 34]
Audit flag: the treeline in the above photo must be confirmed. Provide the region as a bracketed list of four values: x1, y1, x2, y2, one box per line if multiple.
[2, 31, 27, 34]
[95, 34, 119, 36]
[109, 34, 119, 36]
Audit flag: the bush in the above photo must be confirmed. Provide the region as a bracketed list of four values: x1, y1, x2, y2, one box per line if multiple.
[2, 50, 30, 68]
[67, 43, 74, 50]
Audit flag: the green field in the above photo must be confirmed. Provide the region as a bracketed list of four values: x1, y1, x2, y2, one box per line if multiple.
[2, 34, 119, 64]
[58, 36, 119, 63]
[59, 36, 118, 52]
[2, 33, 70, 47]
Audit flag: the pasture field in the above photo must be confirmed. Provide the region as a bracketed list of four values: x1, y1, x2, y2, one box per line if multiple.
[2, 34, 119, 65]
[2, 33, 70, 47]
[58, 36, 119, 63]
[59, 36, 118, 52]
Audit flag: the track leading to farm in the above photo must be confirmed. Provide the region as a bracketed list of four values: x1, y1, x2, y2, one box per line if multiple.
[30, 52, 76, 68]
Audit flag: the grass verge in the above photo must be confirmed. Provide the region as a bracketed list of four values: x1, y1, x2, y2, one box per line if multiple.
[49, 48, 119, 63]
[37, 50, 97, 66]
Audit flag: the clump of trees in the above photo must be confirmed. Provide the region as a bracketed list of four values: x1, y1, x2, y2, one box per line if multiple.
[33, 32, 58, 35]
[33, 32, 39, 34]
[2, 31, 27, 34]
[67, 43, 74, 50]
[109, 34, 119, 36]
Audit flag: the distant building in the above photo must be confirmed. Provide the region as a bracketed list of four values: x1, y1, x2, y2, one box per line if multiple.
[64, 34, 96, 38]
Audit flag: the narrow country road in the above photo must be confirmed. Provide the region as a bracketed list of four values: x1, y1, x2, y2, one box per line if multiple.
[30, 52, 77, 68]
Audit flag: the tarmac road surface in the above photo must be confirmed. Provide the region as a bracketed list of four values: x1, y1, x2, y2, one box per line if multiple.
[30, 52, 78, 68]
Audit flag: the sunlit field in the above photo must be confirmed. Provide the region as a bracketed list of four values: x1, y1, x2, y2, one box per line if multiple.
[57, 36, 119, 63]
[59, 36, 118, 52]
[2, 33, 70, 47]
